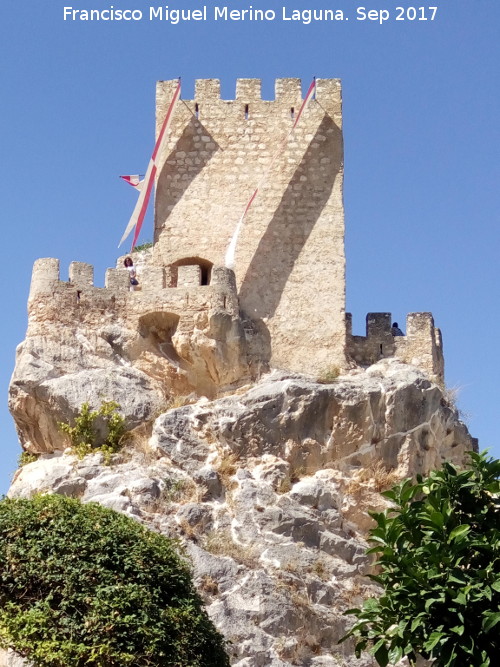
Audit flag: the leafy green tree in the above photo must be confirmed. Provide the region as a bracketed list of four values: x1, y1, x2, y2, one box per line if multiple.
[0, 494, 230, 666]
[341, 451, 500, 667]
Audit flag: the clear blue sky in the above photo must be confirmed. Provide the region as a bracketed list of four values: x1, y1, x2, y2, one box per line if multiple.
[1, 1, 499, 493]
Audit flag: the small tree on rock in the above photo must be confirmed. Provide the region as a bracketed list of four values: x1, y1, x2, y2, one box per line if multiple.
[0, 494, 230, 666]
[341, 451, 500, 667]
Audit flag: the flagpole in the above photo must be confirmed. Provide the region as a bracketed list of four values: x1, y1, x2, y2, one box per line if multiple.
[118, 78, 181, 249]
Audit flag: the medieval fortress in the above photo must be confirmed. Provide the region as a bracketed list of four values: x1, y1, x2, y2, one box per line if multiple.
[27, 78, 444, 399]
[6, 78, 476, 667]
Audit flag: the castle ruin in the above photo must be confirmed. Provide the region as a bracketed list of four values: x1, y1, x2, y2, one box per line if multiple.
[24, 78, 444, 405]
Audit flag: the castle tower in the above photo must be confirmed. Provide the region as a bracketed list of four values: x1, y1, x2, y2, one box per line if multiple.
[153, 78, 346, 374]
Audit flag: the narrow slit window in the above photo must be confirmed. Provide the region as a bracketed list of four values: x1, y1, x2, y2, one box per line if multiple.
[290, 107, 295, 120]
[195, 103, 199, 120]
[244, 104, 249, 120]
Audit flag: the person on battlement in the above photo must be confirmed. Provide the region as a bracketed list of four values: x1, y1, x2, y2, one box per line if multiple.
[391, 322, 404, 336]
[124, 257, 139, 291]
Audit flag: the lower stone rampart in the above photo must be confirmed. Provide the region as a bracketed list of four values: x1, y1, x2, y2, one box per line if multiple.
[347, 312, 444, 383]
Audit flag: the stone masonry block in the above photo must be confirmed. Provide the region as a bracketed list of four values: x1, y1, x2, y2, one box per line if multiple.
[345, 312, 353, 337]
[195, 79, 221, 100]
[29, 258, 60, 300]
[315, 78, 342, 104]
[275, 78, 302, 102]
[366, 313, 391, 337]
[141, 266, 165, 292]
[178, 265, 201, 287]
[69, 262, 93, 287]
[406, 312, 434, 339]
[236, 79, 262, 101]
[105, 268, 129, 291]
[211, 266, 237, 292]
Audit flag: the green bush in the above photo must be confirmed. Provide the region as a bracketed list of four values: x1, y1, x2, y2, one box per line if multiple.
[341, 451, 500, 666]
[132, 241, 153, 252]
[0, 494, 230, 666]
[58, 401, 126, 463]
[18, 452, 39, 467]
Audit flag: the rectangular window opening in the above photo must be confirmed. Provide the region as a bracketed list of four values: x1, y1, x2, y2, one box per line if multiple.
[244, 104, 249, 120]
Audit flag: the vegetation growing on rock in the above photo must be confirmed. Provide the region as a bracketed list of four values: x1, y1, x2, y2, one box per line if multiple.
[0, 494, 230, 667]
[18, 452, 39, 467]
[342, 451, 500, 666]
[58, 401, 126, 463]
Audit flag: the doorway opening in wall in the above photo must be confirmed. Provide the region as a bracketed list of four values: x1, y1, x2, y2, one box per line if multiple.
[173, 257, 213, 286]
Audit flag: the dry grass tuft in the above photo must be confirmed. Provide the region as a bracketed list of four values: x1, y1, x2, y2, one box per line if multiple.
[167, 394, 197, 410]
[346, 461, 401, 494]
[277, 476, 292, 494]
[339, 578, 372, 606]
[116, 423, 157, 464]
[440, 384, 470, 423]
[177, 518, 198, 541]
[162, 477, 200, 503]
[217, 453, 239, 488]
[316, 366, 340, 384]
[146, 477, 200, 514]
[310, 557, 330, 582]
[198, 574, 219, 596]
[203, 529, 258, 568]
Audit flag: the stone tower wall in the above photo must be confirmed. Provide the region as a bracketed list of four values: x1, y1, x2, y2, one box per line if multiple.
[153, 78, 346, 374]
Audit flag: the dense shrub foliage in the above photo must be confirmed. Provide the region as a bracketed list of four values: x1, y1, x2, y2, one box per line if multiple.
[0, 495, 230, 666]
[341, 452, 500, 666]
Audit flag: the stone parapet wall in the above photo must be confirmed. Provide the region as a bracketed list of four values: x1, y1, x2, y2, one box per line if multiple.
[153, 78, 346, 374]
[28, 258, 239, 329]
[347, 312, 444, 383]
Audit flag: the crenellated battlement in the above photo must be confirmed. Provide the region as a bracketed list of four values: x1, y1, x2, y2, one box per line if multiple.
[158, 77, 341, 105]
[347, 312, 444, 383]
[30, 258, 237, 292]
[28, 258, 240, 322]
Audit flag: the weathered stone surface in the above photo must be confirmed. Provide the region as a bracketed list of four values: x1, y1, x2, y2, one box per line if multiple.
[9, 349, 166, 453]
[0, 649, 29, 667]
[155, 79, 346, 375]
[6, 360, 474, 666]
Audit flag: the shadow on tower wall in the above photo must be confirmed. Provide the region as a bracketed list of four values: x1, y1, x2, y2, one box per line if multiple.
[154, 116, 220, 241]
[239, 114, 342, 319]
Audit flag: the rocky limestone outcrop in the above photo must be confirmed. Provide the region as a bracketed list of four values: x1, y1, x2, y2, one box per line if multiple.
[10, 256, 255, 457]
[6, 359, 475, 666]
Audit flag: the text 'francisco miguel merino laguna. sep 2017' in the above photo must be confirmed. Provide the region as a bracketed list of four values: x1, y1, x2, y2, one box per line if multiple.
[63, 6, 439, 25]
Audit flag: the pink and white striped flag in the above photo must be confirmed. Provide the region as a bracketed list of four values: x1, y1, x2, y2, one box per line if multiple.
[120, 174, 145, 190]
[225, 78, 316, 268]
[118, 78, 181, 249]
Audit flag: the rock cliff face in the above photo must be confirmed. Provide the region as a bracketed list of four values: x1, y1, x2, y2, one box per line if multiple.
[9, 257, 253, 456]
[7, 357, 474, 666]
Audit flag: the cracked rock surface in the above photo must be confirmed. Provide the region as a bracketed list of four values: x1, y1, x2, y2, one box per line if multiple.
[5, 360, 474, 666]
